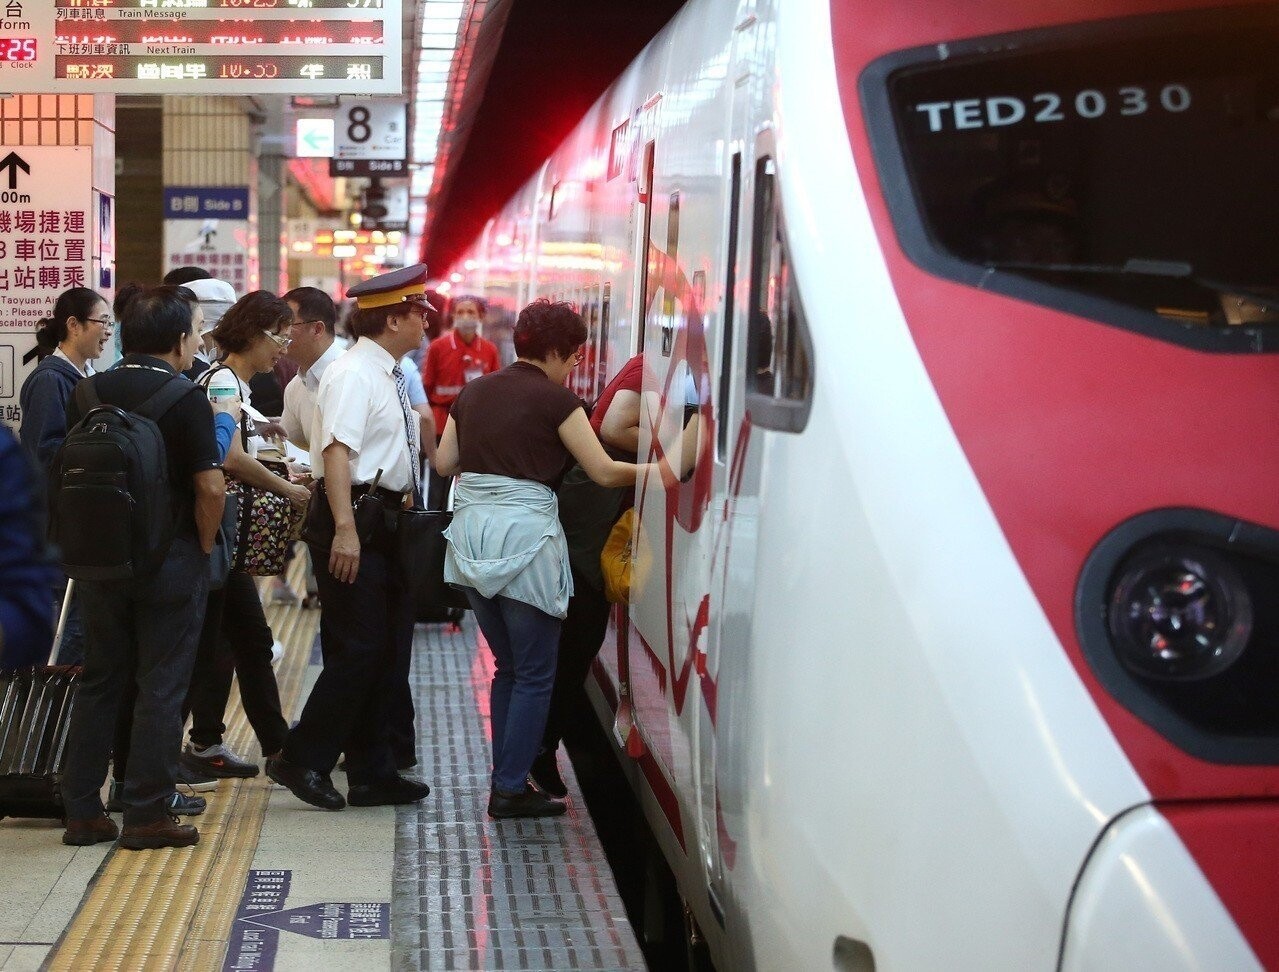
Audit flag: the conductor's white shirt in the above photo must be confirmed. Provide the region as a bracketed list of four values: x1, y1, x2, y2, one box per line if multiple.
[311, 336, 413, 493]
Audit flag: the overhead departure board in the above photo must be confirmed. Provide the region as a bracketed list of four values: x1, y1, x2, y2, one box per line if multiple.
[0, 0, 401, 94]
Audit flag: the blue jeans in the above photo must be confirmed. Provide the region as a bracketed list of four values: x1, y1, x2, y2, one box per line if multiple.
[463, 590, 561, 793]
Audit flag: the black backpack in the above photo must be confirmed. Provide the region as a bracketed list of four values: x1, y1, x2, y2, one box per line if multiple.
[49, 376, 194, 580]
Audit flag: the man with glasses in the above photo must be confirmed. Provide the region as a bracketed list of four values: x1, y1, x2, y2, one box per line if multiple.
[279, 287, 342, 452]
[267, 265, 435, 811]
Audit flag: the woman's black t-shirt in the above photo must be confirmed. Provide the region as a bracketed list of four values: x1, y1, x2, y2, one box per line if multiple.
[451, 361, 583, 489]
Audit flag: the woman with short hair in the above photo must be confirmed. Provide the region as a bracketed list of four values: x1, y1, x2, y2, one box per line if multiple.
[180, 291, 307, 782]
[435, 298, 669, 818]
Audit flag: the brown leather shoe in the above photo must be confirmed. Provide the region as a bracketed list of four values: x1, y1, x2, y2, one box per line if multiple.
[119, 814, 199, 850]
[62, 814, 119, 846]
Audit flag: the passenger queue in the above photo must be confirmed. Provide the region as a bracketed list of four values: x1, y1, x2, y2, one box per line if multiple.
[0, 262, 670, 847]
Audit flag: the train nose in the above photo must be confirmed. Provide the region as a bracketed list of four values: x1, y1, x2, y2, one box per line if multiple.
[1061, 802, 1279, 970]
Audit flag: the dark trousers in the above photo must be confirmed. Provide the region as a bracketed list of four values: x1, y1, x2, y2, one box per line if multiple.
[388, 623, 416, 765]
[282, 539, 414, 787]
[63, 536, 208, 826]
[542, 569, 612, 753]
[184, 569, 289, 755]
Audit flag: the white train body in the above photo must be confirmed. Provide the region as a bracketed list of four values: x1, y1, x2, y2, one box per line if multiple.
[447, 0, 1279, 967]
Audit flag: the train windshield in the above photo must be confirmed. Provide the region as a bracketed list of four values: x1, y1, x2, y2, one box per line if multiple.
[880, 7, 1279, 347]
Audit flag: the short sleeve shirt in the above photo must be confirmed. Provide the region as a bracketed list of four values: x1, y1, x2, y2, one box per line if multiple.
[65, 354, 220, 539]
[311, 337, 414, 492]
[589, 355, 645, 441]
[451, 361, 583, 489]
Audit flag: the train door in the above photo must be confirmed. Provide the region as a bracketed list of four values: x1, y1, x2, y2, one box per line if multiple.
[697, 3, 763, 929]
[612, 138, 657, 754]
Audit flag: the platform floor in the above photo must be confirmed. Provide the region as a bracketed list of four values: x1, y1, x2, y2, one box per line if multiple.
[0, 561, 645, 971]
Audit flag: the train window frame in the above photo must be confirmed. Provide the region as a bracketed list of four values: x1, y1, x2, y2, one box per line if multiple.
[716, 150, 742, 463]
[858, 7, 1279, 354]
[745, 134, 814, 434]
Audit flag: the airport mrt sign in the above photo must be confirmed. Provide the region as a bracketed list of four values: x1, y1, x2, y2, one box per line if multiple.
[0, 0, 402, 95]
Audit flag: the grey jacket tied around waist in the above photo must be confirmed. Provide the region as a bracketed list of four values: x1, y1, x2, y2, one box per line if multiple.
[443, 473, 574, 619]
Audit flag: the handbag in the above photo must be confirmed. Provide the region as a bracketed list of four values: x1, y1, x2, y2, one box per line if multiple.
[209, 491, 240, 590]
[227, 479, 303, 576]
[601, 507, 644, 604]
[398, 478, 469, 617]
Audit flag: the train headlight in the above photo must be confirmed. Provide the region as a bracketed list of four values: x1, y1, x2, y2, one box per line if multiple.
[1107, 544, 1253, 682]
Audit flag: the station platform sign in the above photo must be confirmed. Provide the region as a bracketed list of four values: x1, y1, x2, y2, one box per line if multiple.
[0, 0, 402, 95]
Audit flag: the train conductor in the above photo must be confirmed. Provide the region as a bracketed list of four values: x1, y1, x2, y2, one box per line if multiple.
[266, 264, 434, 811]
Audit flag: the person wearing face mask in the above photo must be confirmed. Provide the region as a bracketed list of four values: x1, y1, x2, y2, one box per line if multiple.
[178, 277, 238, 380]
[421, 295, 499, 509]
[18, 287, 113, 667]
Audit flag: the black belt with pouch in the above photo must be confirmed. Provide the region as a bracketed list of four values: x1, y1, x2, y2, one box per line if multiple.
[302, 472, 405, 550]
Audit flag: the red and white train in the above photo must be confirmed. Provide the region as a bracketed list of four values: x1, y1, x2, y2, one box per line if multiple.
[445, 0, 1279, 967]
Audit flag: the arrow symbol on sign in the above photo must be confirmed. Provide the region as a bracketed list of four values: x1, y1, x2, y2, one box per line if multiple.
[0, 152, 30, 190]
[301, 129, 328, 154]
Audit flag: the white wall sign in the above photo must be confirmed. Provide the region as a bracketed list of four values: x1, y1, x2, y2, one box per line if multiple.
[296, 119, 336, 159]
[335, 100, 408, 161]
[0, 147, 94, 430]
[164, 217, 253, 299]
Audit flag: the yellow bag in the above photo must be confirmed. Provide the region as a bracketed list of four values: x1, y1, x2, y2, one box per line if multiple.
[601, 508, 637, 604]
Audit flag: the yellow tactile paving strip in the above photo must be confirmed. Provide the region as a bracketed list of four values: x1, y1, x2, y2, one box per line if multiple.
[47, 557, 319, 972]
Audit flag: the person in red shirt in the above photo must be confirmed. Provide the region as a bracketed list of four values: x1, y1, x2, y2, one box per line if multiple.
[421, 295, 500, 507]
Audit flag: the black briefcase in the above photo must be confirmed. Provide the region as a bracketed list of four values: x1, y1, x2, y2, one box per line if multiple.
[0, 584, 80, 820]
[398, 508, 469, 622]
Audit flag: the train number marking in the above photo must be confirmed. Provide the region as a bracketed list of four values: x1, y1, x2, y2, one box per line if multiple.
[912, 84, 1191, 132]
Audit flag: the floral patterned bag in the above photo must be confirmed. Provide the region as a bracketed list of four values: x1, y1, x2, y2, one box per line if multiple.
[226, 478, 303, 577]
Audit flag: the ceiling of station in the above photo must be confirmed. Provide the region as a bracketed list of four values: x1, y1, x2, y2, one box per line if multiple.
[411, 0, 686, 277]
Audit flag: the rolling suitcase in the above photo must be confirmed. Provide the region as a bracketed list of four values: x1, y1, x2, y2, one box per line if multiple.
[0, 582, 81, 820]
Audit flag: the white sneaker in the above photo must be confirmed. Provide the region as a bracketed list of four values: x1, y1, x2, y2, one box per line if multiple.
[271, 640, 285, 665]
[270, 579, 300, 604]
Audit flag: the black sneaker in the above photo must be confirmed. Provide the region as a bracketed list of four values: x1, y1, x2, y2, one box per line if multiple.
[487, 785, 567, 819]
[529, 749, 567, 799]
[175, 763, 220, 793]
[167, 790, 207, 816]
[348, 776, 431, 807]
[183, 742, 260, 779]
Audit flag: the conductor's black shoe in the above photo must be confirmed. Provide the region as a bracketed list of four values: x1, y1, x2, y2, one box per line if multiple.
[487, 785, 567, 819]
[265, 754, 345, 811]
[348, 775, 431, 807]
[529, 749, 567, 799]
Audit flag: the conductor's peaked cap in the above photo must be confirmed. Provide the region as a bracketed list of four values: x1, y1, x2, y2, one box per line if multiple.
[346, 263, 438, 312]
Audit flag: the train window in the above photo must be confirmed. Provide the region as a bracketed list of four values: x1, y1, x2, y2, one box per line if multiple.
[746, 153, 813, 433]
[862, 6, 1279, 353]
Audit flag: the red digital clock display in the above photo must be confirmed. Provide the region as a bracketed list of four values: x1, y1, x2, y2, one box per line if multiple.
[0, 39, 37, 63]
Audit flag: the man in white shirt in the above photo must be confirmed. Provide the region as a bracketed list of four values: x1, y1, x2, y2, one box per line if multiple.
[280, 287, 344, 451]
[267, 265, 435, 812]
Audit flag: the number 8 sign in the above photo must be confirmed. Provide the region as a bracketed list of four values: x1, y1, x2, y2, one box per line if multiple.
[334, 100, 408, 161]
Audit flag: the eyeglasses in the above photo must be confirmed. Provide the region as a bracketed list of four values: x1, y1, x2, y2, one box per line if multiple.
[263, 331, 292, 350]
[568, 349, 585, 365]
[289, 318, 326, 330]
[84, 316, 114, 328]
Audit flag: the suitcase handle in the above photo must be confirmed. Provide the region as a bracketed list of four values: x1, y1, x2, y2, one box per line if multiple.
[49, 578, 74, 667]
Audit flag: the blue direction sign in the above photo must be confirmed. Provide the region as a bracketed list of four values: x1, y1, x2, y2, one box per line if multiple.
[243, 902, 390, 941]
[163, 187, 250, 221]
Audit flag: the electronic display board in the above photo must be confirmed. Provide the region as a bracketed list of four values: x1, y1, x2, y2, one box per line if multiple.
[0, 0, 401, 94]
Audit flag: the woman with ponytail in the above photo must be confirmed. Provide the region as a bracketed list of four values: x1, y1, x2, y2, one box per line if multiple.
[17, 286, 111, 667]
[18, 287, 112, 470]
